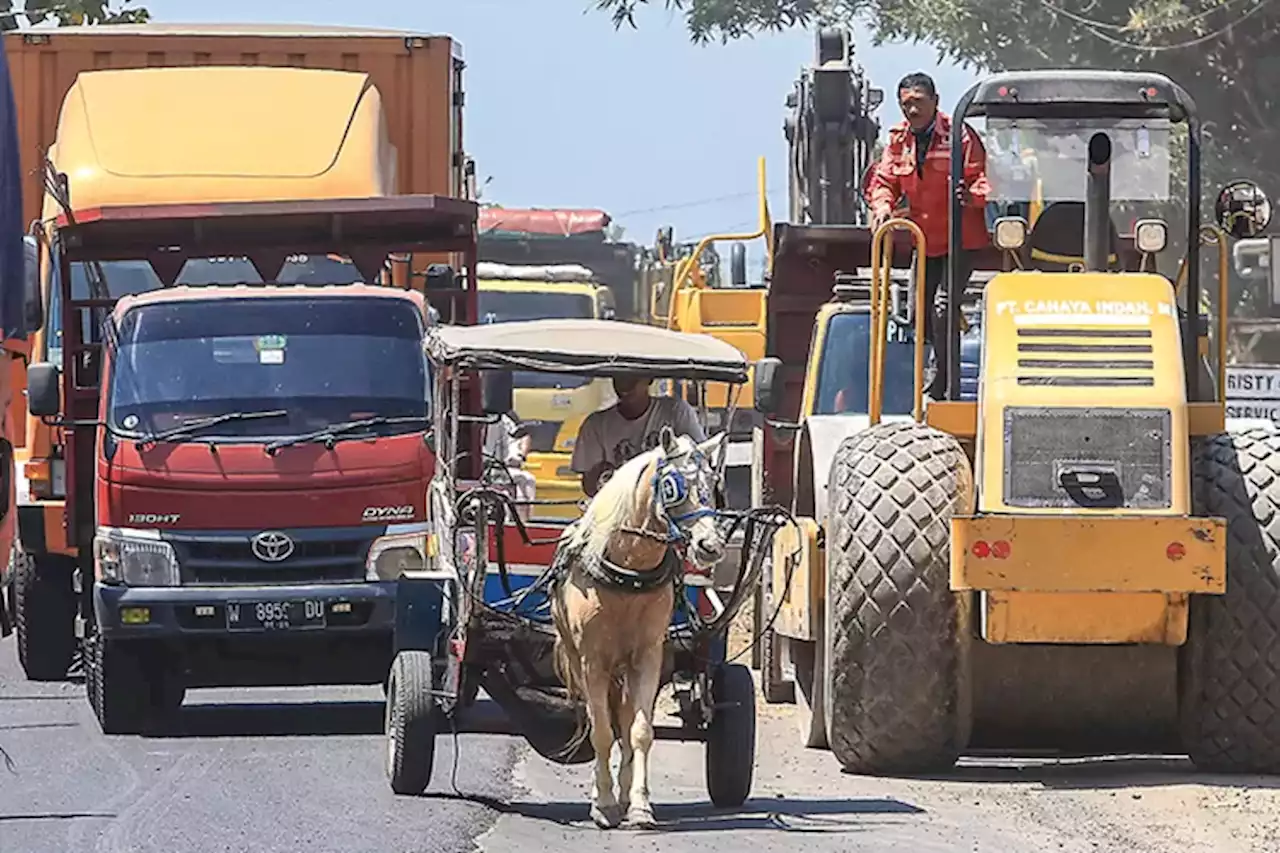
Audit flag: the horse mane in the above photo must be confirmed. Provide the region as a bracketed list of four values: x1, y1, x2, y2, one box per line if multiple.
[565, 444, 665, 569]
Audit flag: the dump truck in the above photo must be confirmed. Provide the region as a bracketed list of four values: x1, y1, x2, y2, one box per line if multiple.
[3, 24, 470, 682]
[478, 207, 646, 322]
[7, 34, 478, 696]
[753, 68, 1280, 773]
[476, 262, 619, 519]
[0, 35, 35, 643]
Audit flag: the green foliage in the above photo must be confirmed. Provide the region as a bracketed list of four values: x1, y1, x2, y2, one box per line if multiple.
[0, 0, 149, 31]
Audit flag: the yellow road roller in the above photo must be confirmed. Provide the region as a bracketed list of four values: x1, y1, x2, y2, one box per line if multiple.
[753, 69, 1280, 774]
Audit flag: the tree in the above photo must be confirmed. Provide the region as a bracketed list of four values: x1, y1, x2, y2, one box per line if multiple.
[595, 0, 1276, 195]
[0, 0, 149, 30]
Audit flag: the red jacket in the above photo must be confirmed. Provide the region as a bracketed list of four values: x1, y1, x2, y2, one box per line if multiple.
[865, 111, 991, 257]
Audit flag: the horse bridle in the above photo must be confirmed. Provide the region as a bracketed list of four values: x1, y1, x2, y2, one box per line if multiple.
[648, 447, 719, 544]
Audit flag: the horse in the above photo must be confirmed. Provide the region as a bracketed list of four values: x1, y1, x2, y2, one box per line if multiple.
[550, 425, 727, 830]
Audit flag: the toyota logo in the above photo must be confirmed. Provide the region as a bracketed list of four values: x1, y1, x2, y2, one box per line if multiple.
[250, 531, 294, 563]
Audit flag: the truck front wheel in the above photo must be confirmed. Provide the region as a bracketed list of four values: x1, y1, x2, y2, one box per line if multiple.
[12, 551, 77, 681]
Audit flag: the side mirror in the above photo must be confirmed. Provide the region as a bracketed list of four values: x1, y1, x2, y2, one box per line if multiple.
[481, 370, 514, 416]
[23, 235, 42, 333]
[27, 362, 60, 418]
[1215, 179, 1272, 239]
[753, 357, 784, 415]
[730, 242, 748, 287]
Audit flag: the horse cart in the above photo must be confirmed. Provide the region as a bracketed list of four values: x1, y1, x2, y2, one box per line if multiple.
[385, 318, 788, 822]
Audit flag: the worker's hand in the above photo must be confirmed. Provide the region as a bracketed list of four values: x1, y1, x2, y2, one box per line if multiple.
[870, 206, 892, 231]
[584, 462, 615, 497]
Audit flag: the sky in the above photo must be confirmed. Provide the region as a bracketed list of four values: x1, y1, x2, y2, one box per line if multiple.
[145, 0, 980, 253]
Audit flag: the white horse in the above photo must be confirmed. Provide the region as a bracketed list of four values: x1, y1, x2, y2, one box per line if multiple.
[551, 426, 727, 829]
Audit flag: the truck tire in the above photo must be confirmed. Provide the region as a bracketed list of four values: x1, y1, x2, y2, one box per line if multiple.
[12, 551, 77, 681]
[385, 650, 438, 795]
[704, 663, 756, 807]
[1182, 428, 1280, 771]
[759, 625, 794, 703]
[823, 421, 971, 774]
[85, 633, 150, 735]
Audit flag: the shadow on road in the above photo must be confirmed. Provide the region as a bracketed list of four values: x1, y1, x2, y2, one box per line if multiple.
[427, 793, 922, 833]
[149, 700, 385, 738]
[890, 753, 1280, 791]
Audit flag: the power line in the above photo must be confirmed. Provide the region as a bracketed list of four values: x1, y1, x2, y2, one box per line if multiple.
[613, 189, 786, 218]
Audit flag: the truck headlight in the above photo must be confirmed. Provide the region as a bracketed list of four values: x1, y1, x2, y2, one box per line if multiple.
[367, 528, 428, 581]
[94, 527, 179, 586]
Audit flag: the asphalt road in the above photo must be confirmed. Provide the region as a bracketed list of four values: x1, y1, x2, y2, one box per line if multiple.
[0, 634, 520, 853]
[8, 629, 1280, 853]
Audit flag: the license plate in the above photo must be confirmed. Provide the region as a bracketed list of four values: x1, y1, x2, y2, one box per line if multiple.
[225, 600, 326, 631]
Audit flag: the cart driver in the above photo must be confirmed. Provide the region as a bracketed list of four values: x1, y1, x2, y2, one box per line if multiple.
[571, 373, 706, 498]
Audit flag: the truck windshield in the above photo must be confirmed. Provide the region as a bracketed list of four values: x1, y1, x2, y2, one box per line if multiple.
[47, 255, 366, 364]
[984, 117, 1172, 204]
[478, 290, 595, 390]
[106, 296, 428, 441]
[814, 313, 915, 417]
[478, 290, 594, 323]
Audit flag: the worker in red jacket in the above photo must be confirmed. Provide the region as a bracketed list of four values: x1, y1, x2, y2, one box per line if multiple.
[865, 72, 991, 400]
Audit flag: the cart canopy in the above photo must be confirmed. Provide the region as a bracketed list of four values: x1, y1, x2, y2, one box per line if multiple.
[425, 318, 749, 384]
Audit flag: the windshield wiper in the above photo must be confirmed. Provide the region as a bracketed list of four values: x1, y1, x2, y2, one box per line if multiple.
[137, 409, 290, 450]
[263, 415, 430, 455]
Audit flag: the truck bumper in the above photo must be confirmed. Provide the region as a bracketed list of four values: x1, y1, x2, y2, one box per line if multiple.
[93, 581, 397, 639]
[951, 514, 1226, 646]
[950, 514, 1227, 594]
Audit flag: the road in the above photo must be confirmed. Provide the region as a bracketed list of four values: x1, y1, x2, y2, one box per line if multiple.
[5, 631, 1280, 853]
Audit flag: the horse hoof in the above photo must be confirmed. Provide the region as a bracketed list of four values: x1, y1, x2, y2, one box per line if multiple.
[590, 804, 622, 829]
[626, 806, 658, 830]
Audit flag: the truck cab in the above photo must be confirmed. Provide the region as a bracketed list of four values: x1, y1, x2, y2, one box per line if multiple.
[26, 194, 477, 735]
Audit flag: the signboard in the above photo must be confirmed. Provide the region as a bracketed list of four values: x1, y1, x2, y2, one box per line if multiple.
[1226, 365, 1280, 422]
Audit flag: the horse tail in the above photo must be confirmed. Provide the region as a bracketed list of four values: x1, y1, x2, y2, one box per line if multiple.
[550, 574, 593, 761]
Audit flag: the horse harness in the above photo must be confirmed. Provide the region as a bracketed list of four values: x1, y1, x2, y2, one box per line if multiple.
[560, 447, 719, 594]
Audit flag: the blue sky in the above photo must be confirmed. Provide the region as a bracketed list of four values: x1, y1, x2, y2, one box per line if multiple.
[146, 0, 979, 248]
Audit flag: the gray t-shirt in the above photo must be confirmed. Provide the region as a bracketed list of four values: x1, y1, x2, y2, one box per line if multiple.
[570, 396, 706, 474]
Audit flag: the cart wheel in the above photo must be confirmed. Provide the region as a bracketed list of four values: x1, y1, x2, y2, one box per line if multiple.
[385, 650, 438, 795]
[705, 663, 756, 808]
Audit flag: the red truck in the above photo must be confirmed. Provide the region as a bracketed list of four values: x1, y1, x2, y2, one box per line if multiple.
[26, 194, 478, 734]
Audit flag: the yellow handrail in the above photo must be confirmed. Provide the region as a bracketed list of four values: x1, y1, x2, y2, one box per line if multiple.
[869, 218, 928, 425]
[663, 156, 773, 330]
[1173, 223, 1229, 402]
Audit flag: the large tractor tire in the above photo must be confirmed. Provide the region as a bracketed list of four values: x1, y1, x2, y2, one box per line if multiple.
[1182, 427, 1280, 771]
[11, 551, 78, 681]
[823, 421, 972, 774]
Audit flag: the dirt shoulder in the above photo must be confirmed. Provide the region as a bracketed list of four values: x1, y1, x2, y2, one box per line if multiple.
[476, 679, 1280, 853]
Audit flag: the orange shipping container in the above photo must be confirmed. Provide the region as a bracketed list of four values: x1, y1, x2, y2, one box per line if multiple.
[3, 22, 467, 231]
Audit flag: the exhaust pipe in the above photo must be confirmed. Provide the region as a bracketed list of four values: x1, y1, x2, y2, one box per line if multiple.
[1084, 131, 1112, 272]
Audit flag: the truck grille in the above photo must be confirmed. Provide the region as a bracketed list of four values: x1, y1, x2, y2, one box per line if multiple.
[1015, 328, 1154, 387]
[169, 528, 373, 586]
[1003, 407, 1171, 509]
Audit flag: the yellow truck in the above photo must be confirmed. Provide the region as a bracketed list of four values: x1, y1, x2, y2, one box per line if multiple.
[476, 263, 618, 519]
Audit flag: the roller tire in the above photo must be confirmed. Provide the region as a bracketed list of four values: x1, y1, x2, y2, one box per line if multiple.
[385, 651, 439, 795]
[11, 551, 77, 682]
[824, 421, 971, 774]
[1182, 428, 1280, 771]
